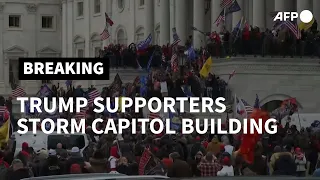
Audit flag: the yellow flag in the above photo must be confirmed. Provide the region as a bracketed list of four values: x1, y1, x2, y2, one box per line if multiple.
[200, 56, 213, 78]
[0, 118, 10, 143]
[299, 18, 315, 31]
[118, 97, 122, 112]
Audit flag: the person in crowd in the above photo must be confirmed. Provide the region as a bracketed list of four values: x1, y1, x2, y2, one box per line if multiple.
[40, 149, 63, 176]
[65, 147, 85, 173]
[197, 152, 221, 177]
[188, 151, 203, 177]
[206, 136, 221, 156]
[294, 147, 307, 177]
[217, 156, 234, 176]
[167, 152, 191, 177]
[88, 150, 108, 173]
[2, 159, 31, 180]
[56, 143, 68, 158]
[270, 145, 296, 176]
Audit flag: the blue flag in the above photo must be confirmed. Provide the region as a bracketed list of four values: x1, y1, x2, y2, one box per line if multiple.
[226, 0, 241, 14]
[187, 46, 196, 61]
[65, 80, 72, 86]
[147, 51, 155, 72]
[183, 86, 193, 97]
[137, 34, 152, 50]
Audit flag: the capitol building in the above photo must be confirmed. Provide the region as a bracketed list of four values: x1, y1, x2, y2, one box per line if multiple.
[0, 0, 319, 115]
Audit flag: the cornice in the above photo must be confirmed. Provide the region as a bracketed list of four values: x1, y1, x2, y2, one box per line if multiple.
[212, 57, 320, 75]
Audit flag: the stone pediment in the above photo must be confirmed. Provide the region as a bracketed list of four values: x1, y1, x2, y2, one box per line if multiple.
[73, 35, 85, 44]
[37, 46, 59, 54]
[4, 45, 27, 54]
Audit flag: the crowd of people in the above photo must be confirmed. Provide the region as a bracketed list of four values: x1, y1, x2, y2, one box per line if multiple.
[0, 23, 320, 180]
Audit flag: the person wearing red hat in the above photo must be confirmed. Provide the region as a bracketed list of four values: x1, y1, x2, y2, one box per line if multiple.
[217, 156, 234, 176]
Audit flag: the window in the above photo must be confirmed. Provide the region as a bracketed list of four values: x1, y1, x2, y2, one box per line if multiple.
[77, 49, 84, 57]
[94, 0, 101, 14]
[117, 29, 127, 45]
[41, 16, 53, 29]
[9, 15, 21, 28]
[118, 0, 124, 9]
[139, 0, 145, 6]
[77, 2, 84, 17]
[135, 27, 145, 43]
[94, 47, 100, 57]
[9, 60, 19, 85]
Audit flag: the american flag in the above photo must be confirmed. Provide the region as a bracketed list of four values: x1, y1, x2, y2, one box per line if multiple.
[12, 85, 26, 98]
[100, 27, 110, 40]
[88, 89, 100, 104]
[283, 21, 301, 39]
[0, 106, 8, 114]
[221, 0, 233, 9]
[148, 112, 160, 120]
[171, 28, 181, 47]
[214, 10, 225, 26]
[241, 99, 254, 116]
[171, 53, 178, 72]
[105, 12, 114, 26]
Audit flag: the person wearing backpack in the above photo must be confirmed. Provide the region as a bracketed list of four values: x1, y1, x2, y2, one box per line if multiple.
[39, 149, 63, 176]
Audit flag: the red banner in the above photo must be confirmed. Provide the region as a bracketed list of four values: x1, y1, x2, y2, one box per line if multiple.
[139, 149, 151, 175]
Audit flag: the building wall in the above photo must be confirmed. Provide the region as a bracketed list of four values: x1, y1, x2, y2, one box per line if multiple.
[0, 0, 61, 95]
[212, 57, 320, 113]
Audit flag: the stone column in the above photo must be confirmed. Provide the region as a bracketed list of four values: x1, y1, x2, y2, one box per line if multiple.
[314, 0, 320, 29]
[211, 0, 220, 32]
[160, 0, 170, 45]
[232, 0, 243, 28]
[297, 0, 310, 23]
[274, 0, 286, 11]
[84, 0, 90, 57]
[175, 0, 187, 45]
[67, 0, 74, 57]
[62, 0, 67, 57]
[0, 3, 4, 93]
[252, 0, 265, 29]
[145, 0, 154, 43]
[25, 3, 40, 94]
[193, 0, 205, 48]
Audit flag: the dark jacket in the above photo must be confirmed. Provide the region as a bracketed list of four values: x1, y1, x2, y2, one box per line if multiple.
[4, 168, 30, 180]
[40, 156, 63, 176]
[167, 159, 192, 178]
[273, 153, 296, 176]
[89, 158, 107, 173]
[65, 154, 85, 173]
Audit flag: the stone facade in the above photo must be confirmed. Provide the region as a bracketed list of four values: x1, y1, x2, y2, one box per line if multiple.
[213, 57, 320, 113]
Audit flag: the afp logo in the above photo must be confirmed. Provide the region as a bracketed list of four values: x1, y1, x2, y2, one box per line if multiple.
[273, 10, 313, 23]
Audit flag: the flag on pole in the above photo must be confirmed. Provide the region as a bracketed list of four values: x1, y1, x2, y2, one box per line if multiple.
[137, 34, 152, 50]
[225, 0, 241, 14]
[214, 9, 225, 26]
[11, 85, 26, 98]
[254, 94, 260, 109]
[88, 89, 100, 104]
[105, 12, 114, 26]
[241, 99, 254, 117]
[220, 0, 233, 9]
[100, 27, 110, 40]
[228, 70, 236, 80]
[171, 53, 179, 72]
[171, 28, 181, 47]
[282, 20, 301, 39]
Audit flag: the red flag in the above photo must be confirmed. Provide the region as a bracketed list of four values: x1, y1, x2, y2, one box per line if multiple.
[239, 109, 270, 164]
[139, 149, 152, 175]
[105, 12, 114, 26]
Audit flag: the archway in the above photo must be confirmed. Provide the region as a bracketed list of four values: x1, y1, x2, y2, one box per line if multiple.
[261, 100, 283, 112]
